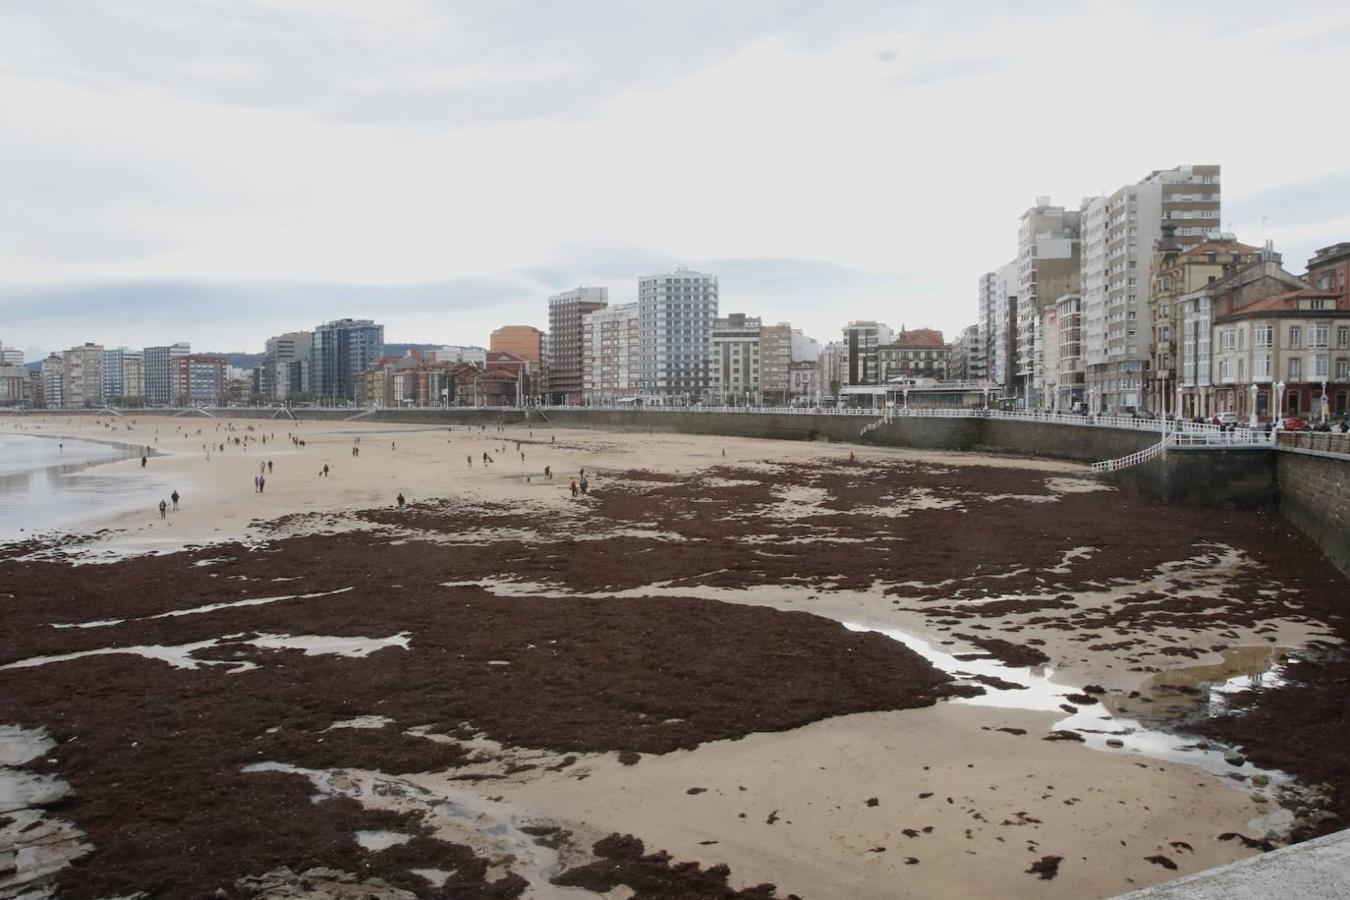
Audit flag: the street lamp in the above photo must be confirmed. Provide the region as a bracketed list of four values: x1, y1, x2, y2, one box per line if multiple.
[1275, 380, 1286, 424]
[1249, 383, 1259, 429]
[1321, 380, 1329, 424]
[1175, 382, 1183, 431]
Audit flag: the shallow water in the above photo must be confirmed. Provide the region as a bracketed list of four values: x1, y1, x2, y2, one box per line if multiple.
[0, 433, 173, 541]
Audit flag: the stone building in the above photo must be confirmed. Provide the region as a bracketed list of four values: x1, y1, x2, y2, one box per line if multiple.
[877, 328, 947, 382]
[582, 303, 639, 403]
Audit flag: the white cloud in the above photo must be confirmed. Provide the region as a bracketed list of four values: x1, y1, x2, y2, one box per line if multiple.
[1, 0, 1348, 354]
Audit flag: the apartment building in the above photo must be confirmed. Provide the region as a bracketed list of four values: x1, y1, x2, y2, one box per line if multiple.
[100, 348, 141, 403]
[789, 360, 820, 401]
[760, 323, 793, 403]
[548, 288, 608, 404]
[262, 331, 313, 401]
[1083, 164, 1221, 413]
[144, 342, 191, 406]
[1014, 201, 1081, 406]
[172, 355, 228, 406]
[0, 365, 29, 405]
[490, 325, 546, 397]
[41, 354, 64, 409]
[949, 324, 985, 382]
[842, 321, 893, 386]
[0, 343, 22, 366]
[878, 328, 947, 382]
[712, 313, 762, 404]
[61, 343, 104, 408]
[819, 341, 846, 395]
[638, 270, 718, 402]
[1052, 294, 1084, 410]
[312, 319, 384, 401]
[1178, 257, 1306, 418]
[791, 330, 820, 363]
[1147, 230, 1265, 415]
[582, 303, 640, 403]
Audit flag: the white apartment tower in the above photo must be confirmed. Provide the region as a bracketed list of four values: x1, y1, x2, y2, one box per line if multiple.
[582, 302, 640, 403]
[638, 270, 718, 401]
[1081, 164, 1221, 412]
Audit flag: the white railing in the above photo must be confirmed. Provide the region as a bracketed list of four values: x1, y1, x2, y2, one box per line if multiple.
[1092, 438, 1167, 473]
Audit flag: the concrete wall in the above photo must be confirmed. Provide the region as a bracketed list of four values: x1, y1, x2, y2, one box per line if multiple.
[1278, 450, 1350, 575]
[1115, 448, 1279, 509]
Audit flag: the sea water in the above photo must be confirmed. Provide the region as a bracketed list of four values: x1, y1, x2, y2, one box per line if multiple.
[0, 432, 170, 542]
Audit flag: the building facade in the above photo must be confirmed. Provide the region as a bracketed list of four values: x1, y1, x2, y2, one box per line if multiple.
[638, 270, 718, 402]
[0, 365, 30, 405]
[1082, 164, 1221, 413]
[788, 360, 820, 402]
[144, 342, 190, 406]
[582, 303, 640, 403]
[877, 328, 948, 382]
[759, 323, 792, 403]
[312, 319, 384, 401]
[1015, 201, 1081, 407]
[548, 288, 608, 404]
[842, 321, 893, 386]
[262, 331, 313, 401]
[41, 353, 64, 409]
[100, 348, 142, 404]
[1052, 294, 1084, 410]
[171, 355, 228, 406]
[711, 313, 762, 404]
[61, 343, 104, 408]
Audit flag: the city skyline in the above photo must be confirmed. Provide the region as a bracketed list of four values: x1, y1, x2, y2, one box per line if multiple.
[4, 1, 1349, 355]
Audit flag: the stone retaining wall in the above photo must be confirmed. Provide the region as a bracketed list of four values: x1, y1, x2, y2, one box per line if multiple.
[1278, 450, 1350, 576]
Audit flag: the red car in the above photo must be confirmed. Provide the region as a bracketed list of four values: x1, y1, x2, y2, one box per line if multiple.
[1279, 416, 1310, 431]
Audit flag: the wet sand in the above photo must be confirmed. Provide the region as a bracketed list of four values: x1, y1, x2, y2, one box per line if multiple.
[1, 413, 1346, 898]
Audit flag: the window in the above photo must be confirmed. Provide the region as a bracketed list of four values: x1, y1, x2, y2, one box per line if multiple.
[1289, 357, 1302, 380]
[1254, 325, 1273, 349]
[1314, 354, 1329, 379]
[1337, 358, 1349, 380]
[1256, 354, 1272, 378]
[1339, 326, 1349, 348]
[1221, 329, 1236, 351]
[1312, 325, 1329, 348]
[1289, 326, 1302, 348]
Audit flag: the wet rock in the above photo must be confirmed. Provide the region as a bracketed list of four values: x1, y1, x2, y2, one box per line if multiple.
[1224, 750, 1246, 767]
[1250, 774, 1270, 788]
[1105, 739, 1125, 749]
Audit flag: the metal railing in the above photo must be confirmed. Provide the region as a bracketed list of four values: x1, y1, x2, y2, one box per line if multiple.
[1091, 438, 1168, 473]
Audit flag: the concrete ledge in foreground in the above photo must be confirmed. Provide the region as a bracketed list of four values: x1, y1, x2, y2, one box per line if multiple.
[1114, 829, 1350, 899]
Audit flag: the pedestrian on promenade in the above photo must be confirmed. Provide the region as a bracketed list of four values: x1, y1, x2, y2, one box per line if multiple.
[171, 490, 180, 511]
[158, 499, 167, 519]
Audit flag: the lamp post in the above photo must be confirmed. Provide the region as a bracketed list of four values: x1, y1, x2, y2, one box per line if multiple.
[1275, 380, 1286, 425]
[1175, 382, 1183, 431]
[1249, 383, 1258, 429]
[1321, 380, 1329, 424]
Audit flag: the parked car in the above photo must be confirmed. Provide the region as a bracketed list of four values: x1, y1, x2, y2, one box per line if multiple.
[1278, 416, 1310, 431]
[1210, 411, 1238, 426]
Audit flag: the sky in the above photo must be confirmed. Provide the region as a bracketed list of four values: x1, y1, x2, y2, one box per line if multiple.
[3, 0, 1349, 361]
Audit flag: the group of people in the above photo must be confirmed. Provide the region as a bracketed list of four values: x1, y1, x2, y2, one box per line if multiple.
[157, 489, 181, 519]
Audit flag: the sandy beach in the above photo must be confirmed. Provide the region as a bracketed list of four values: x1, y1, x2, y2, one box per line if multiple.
[1, 413, 1346, 898]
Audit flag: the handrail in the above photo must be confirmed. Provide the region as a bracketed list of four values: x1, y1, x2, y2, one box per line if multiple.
[1091, 438, 1167, 473]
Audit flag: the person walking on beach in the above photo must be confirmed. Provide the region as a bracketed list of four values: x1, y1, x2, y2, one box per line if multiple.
[141, 455, 147, 468]
[158, 499, 167, 519]
[570, 478, 579, 497]
[258, 475, 265, 493]
[267, 460, 273, 474]
[322, 463, 330, 478]
[396, 492, 406, 509]
[171, 490, 180, 511]
[544, 465, 551, 480]
[580, 474, 589, 495]
[467, 455, 473, 467]
[254, 475, 261, 493]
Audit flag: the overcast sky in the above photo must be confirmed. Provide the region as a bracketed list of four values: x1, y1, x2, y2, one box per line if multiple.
[3, 0, 1349, 360]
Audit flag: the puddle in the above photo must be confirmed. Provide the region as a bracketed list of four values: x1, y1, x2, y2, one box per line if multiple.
[842, 621, 1296, 789]
[355, 829, 415, 852]
[0, 631, 411, 673]
[0, 725, 92, 893]
[48, 586, 355, 630]
[327, 716, 395, 731]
